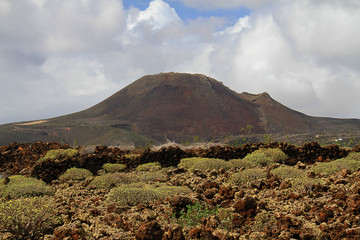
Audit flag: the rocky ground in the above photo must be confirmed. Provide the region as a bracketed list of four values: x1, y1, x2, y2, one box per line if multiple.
[1, 142, 360, 239]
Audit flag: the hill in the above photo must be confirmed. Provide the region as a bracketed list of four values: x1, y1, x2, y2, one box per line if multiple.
[1, 72, 360, 146]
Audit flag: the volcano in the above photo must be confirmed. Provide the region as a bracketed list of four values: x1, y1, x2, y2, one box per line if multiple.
[1, 72, 360, 146]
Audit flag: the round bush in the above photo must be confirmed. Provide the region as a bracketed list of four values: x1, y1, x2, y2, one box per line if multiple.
[253, 148, 288, 163]
[243, 152, 274, 167]
[135, 171, 167, 183]
[0, 197, 61, 239]
[136, 162, 162, 171]
[178, 157, 232, 171]
[0, 175, 54, 199]
[155, 186, 192, 198]
[59, 168, 93, 181]
[107, 187, 159, 206]
[38, 149, 78, 163]
[89, 172, 133, 189]
[311, 158, 360, 176]
[228, 168, 267, 185]
[229, 159, 257, 169]
[102, 163, 127, 173]
[270, 166, 305, 179]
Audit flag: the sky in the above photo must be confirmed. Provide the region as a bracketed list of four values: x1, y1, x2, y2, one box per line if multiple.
[1, 0, 360, 124]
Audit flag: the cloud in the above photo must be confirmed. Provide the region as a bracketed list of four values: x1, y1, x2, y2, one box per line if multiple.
[126, 0, 181, 31]
[1, 0, 360, 124]
[178, 0, 276, 10]
[0, 0, 125, 54]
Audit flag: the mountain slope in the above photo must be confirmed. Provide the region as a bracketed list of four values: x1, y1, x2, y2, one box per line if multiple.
[1, 72, 360, 146]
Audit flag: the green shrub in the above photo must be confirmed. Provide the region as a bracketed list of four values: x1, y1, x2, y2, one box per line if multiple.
[135, 171, 167, 183]
[0, 175, 54, 199]
[38, 149, 78, 163]
[270, 166, 305, 179]
[291, 177, 325, 189]
[178, 157, 232, 171]
[59, 168, 93, 181]
[89, 173, 133, 189]
[345, 152, 360, 161]
[311, 158, 360, 176]
[155, 186, 192, 198]
[243, 152, 274, 167]
[0, 197, 61, 239]
[229, 159, 258, 169]
[228, 168, 267, 185]
[254, 148, 288, 163]
[173, 203, 233, 229]
[136, 162, 162, 171]
[107, 187, 159, 206]
[102, 163, 127, 173]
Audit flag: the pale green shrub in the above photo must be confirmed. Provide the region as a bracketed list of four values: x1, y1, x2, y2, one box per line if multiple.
[345, 152, 360, 161]
[107, 187, 159, 206]
[228, 168, 267, 185]
[155, 186, 192, 198]
[229, 159, 257, 169]
[135, 171, 167, 182]
[271, 166, 305, 179]
[59, 167, 93, 181]
[311, 158, 360, 176]
[254, 148, 288, 163]
[0, 175, 54, 199]
[38, 149, 78, 163]
[89, 173, 133, 189]
[243, 152, 273, 167]
[136, 162, 161, 171]
[178, 157, 232, 171]
[0, 197, 61, 239]
[102, 163, 127, 173]
[291, 177, 325, 189]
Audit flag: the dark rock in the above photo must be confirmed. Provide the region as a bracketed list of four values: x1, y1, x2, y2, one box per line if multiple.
[162, 225, 185, 240]
[233, 196, 257, 218]
[169, 196, 195, 217]
[135, 220, 164, 240]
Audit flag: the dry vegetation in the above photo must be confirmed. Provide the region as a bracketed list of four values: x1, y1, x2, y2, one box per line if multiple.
[1, 143, 360, 239]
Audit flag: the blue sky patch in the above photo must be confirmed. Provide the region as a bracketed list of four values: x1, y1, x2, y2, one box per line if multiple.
[123, 0, 251, 23]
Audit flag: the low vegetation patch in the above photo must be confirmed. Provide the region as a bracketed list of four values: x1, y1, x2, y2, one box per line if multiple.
[89, 172, 133, 189]
[0, 197, 61, 240]
[102, 163, 127, 173]
[229, 158, 258, 169]
[291, 177, 325, 189]
[38, 149, 78, 163]
[253, 148, 288, 163]
[0, 175, 54, 199]
[136, 162, 161, 171]
[242, 152, 274, 167]
[311, 157, 360, 176]
[155, 186, 192, 198]
[271, 166, 305, 179]
[107, 187, 159, 206]
[228, 168, 267, 185]
[59, 167, 93, 181]
[172, 203, 233, 229]
[345, 152, 360, 161]
[178, 157, 232, 171]
[135, 171, 168, 182]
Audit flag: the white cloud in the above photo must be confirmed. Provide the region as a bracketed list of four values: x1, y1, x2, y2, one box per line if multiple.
[0, 0, 125, 54]
[1, 0, 360, 124]
[126, 0, 181, 31]
[41, 57, 113, 96]
[179, 0, 277, 10]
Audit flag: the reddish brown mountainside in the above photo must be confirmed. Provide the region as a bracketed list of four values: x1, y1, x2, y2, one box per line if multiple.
[60, 72, 360, 141]
[1, 72, 360, 145]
